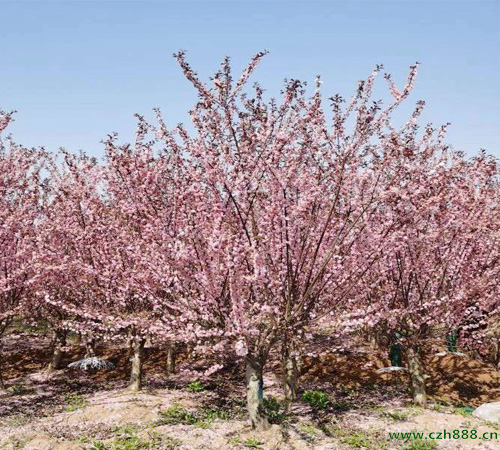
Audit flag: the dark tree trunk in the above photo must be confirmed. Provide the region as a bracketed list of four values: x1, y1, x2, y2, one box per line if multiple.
[0, 351, 7, 394]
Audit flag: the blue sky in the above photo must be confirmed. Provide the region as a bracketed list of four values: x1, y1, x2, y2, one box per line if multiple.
[0, 0, 498, 157]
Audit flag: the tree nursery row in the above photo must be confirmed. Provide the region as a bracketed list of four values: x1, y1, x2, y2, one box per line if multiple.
[0, 53, 498, 430]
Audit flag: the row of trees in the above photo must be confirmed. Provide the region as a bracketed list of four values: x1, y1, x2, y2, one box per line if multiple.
[0, 53, 498, 429]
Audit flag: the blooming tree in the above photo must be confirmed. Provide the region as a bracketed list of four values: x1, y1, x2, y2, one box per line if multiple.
[0, 52, 496, 429]
[348, 133, 499, 406]
[160, 52, 427, 427]
[0, 110, 46, 392]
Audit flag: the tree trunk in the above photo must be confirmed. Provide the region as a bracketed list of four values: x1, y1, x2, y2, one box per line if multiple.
[0, 351, 7, 394]
[128, 339, 146, 392]
[166, 344, 176, 375]
[85, 337, 96, 358]
[494, 337, 500, 367]
[48, 330, 67, 371]
[407, 346, 427, 407]
[389, 343, 403, 367]
[246, 356, 269, 430]
[282, 344, 300, 408]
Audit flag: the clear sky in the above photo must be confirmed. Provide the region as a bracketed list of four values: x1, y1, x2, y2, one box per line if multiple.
[0, 0, 499, 158]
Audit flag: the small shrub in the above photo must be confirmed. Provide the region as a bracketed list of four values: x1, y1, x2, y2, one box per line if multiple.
[301, 390, 330, 410]
[263, 396, 287, 423]
[186, 381, 205, 392]
[331, 400, 350, 412]
[455, 406, 474, 417]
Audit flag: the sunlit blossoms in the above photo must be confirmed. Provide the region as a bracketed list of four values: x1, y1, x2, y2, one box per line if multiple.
[0, 54, 498, 428]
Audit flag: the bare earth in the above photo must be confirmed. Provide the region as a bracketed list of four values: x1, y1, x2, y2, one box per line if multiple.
[0, 332, 499, 449]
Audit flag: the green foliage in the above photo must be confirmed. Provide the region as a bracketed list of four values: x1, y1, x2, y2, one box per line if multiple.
[455, 406, 474, 417]
[329, 426, 389, 450]
[242, 437, 264, 449]
[64, 393, 90, 411]
[301, 390, 330, 410]
[156, 405, 198, 425]
[227, 435, 264, 448]
[340, 432, 371, 449]
[8, 384, 34, 396]
[199, 406, 230, 422]
[4, 415, 31, 427]
[298, 422, 318, 443]
[330, 400, 350, 412]
[155, 404, 230, 428]
[186, 381, 205, 392]
[90, 427, 179, 450]
[111, 425, 142, 435]
[112, 435, 149, 450]
[263, 396, 287, 423]
[382, 411, 410, 422]
[404, 439, 437, 450]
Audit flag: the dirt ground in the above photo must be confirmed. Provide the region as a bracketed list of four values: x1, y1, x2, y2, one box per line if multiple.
[0, 331, 499, 449]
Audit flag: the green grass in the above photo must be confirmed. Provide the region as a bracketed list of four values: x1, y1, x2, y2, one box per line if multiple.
[382, 410, 410, 422]
[329, 426, 389, 450]
[404, 439, 437, 450]
[227, 435, 264, 449]
[340, 432, 372, 449]
[298, 422, 318, 443]
[242, 437, 264, 449]
[155, 404, 230, 429]
[156, 405, 198, 425]
[64, 393, 90, 412]
[90, 427, 180, 450]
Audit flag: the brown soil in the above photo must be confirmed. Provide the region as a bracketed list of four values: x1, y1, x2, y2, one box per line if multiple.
[0, 331, 499, 450]
[301, 350, 500, 406]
